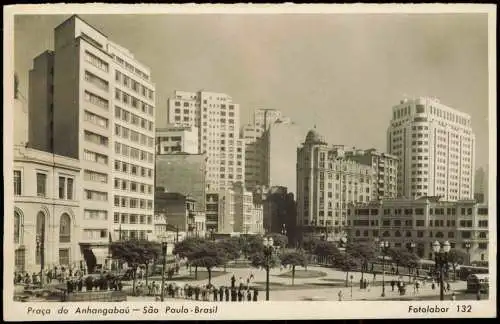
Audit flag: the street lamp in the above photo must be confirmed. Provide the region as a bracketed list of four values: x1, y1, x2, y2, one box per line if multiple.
[263, 237, 274, 301]
[464, 241, 472, 265]
[432, 240, 451, 301]
[380, 240, 390, 297]
[160, 242, 168, 302]
[281, 224, 287, 253]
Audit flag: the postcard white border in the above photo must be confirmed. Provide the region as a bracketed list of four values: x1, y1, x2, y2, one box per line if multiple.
[3, 3, 497, 321]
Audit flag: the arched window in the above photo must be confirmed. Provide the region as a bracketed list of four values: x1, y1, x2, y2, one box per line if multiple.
[14, 211, 21, 244]
[405, 231, 412, 237]
[395, 231, 401, 237]
[59, 213, 71, 243]
[355, 230, 360, 237]
[36, 212, 45, 265]
[436, 232, 444, 238]
[382, 231, 390, 237]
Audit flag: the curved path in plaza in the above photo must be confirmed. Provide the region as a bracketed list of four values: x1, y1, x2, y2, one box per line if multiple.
[131, 265, 468, 302]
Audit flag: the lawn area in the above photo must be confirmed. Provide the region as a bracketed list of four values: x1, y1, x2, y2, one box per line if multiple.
[277, 270, 326, 279]
[252, 281, 335, 291]
[148, 270, 228, 282]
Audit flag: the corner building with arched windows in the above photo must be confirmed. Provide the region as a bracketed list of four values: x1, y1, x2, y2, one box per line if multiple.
[13, 145, 82, 273]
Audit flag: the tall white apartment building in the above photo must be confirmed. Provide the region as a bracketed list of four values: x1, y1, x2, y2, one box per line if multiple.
[165, 90, 245, 191]
[28, 15, 156, 265]
[387, 97, 475, 201]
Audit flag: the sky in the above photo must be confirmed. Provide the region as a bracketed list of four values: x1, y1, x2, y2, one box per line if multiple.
[13, 13, 490, 169]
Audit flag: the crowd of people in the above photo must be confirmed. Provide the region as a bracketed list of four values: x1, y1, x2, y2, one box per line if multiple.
[142, 273, 260, 302]
[14, 265, 88, 286]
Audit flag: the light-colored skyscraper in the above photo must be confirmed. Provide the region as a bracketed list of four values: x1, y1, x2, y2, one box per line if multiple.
[165, 90, 245, 191]
[387, 97, 475, 201]
[28, 15, 156, 263]
[296, 129, 375, 241]
[242, 109, 302, 194]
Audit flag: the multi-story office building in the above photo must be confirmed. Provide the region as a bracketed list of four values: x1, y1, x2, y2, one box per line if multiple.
[165, 90, 245, 191]
[28, 16, 156, 263]
[474, 167, 488, 203]
[13, 145, 82, 273]
[346, 197, 489, 262]
[156, 125, 198, 154]
[296, 129, 375, 241]
[232, 183, 264, 234]
[242, 109, 303, 194]
[344, 148, 399, 200]
[387, 97, 475, 200]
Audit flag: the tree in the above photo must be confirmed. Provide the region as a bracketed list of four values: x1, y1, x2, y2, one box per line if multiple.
[334, 253, 358, 287]
[280, 252, 307, 285]
[187, 241, 226, 285]
[172, 237, 206, 279]
[302, 237, 321, 254]
[399, 252, 420, 282]
[314, 241, 341, 265]
[348, 242, 377, 281]
[447, 249, 468, 281]
[387, 248, 408, 275]
[268, 233, 288, 250]
[110, 240, 161, 294]
[217, 239, 241, 271]
[242, 234, 265, 258]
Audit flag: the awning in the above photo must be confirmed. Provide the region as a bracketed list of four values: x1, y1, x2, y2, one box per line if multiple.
[90, 247, 110, 263]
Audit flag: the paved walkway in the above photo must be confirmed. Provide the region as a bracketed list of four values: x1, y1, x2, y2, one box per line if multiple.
[135, 265, 467, 301]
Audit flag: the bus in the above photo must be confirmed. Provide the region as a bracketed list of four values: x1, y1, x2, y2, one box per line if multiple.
[466, 274, 489, 293]
[458, 265, 488, 281]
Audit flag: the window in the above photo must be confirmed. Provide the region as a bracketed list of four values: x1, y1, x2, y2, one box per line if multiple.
[58, 177, 66, 199]
[84, 170, 108, 183]
[35, 212, 45, 265]
[84, 130, 109, 146]
[84, 91, 108, 109]
[36, 173, 47, 197]
[84, 110, 108, 128]
[59, 213, 71, 243]
[14, 211, 21, 244]
[59, 249, 70, 266]
[84, 51, 109, 72]
[84, 70, 109, 91]
[85, 190, 108, 201]
[14, 170, 21, 195]
[83, 150, 108, 165]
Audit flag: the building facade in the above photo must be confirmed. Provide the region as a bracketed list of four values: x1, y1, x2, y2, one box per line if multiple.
[474, 166, 488, 204]
[165, 90, 245, 191]
[154, 191, 205, 241]
[296, 129, 375, 241]
[28, 16, 156, 264]
[13, 145, 82, 273]
[346, 197, 489, 263]
[155, 153, 207, 212]
[263, 186, 297, 244]
[387, 97, 475, 201]
[242, 109, 302, 194]
[344, 148, 399, 200]
[156, 125, 198, 154]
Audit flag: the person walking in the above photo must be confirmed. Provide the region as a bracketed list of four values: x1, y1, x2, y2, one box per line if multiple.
[246, 289, 252, 301]
[230, 275, 236, 289]
[237, 289, 243, 302]
[213, 286, 218, 302]
[219, 286, 224, 302]
[390, 280, 396, 292]
[451, 292, 456, 301]
[338, 290, 344, 301]
[252, 288, 258, 301]
[446, 282, 451, 292]
[225, 287, 230, 302]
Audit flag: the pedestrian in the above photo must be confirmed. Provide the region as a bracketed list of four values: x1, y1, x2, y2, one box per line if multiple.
[213, 286, 218, 301]
[231, 275, 236, 289]
[476, 289, 481, 300]
[363, 278, 368, 290]
[431, 281, 436, 290]
[451, 292, 456, 301]
[225, 287, 230, 302]
[446, 282, 451, 292]
[247, 289, 252, 301]
[390, 280, 395, 291]
[415, 280, 420, 294]
[373, 272, 376, 281]
[252, 288, 258, 301]
[237, 289, 243, 302]
[246, 277, 250, 289]
[231, 288, 237, 302]
[194, 286, 200, 301]
[338, 290, 344, 301]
